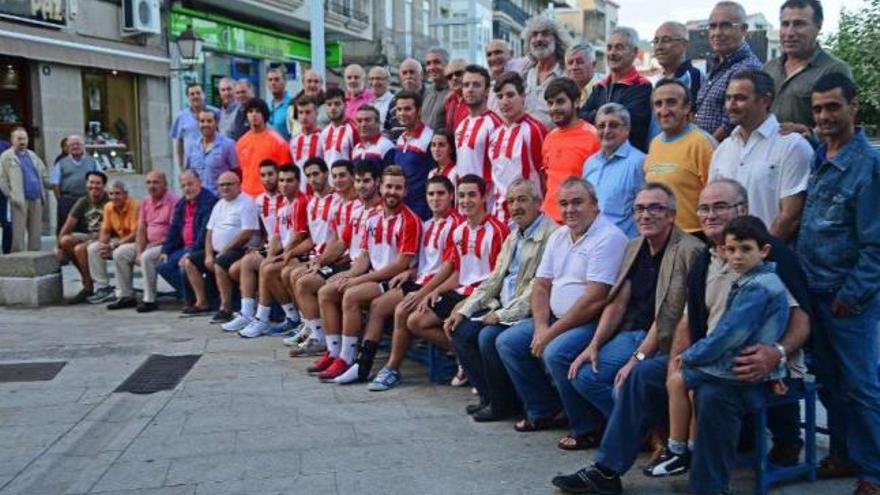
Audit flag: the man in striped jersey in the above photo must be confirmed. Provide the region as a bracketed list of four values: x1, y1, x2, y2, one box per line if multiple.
[455, 65, 503, 204]
[320, 87, 360, 172]
[286, 162, 382, 357]
[335, 174, 462, 384]
[288, 95, 323, 193]
[370, 175, 508, 391]
[351, 105, 396, 171]
[313, 166, 422, 382]
[489, 71, 548, 223]
[394, 90, 434, 220]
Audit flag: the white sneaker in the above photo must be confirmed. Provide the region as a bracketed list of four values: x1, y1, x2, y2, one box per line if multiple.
[332, 363, 363, 384]
[239, 319, 271, 338]
[289, 338, 327, 357]
[222, 313, 252, 332]
[282, 324, 311, 346]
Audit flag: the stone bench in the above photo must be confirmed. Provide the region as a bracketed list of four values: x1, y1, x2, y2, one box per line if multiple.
[0, 252, 62, 307]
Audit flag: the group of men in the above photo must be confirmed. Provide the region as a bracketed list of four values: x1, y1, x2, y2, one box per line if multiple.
[6, 0, 877, 494]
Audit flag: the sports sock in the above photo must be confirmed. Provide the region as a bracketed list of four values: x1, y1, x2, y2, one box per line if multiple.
[241, 297, 256, 317]
[326, 335, 341, 358]
[255, 304, 271, 322]
[308, 319, 324, 341]
[340, 335, 359, 364]
[668, 439, 687, 455]
[282, 303, 299, 321]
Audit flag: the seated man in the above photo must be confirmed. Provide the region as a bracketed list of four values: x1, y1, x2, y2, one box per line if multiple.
[286, 161, 382, 356]
[369, 174, 508, 391]
[336, 174, 462, 385]
[86, 180, 139, 304]
[57, 171, 108, 304]
[157, 170, 217, 313]
[182, 171, 259, 322]
[496, 177, 627, 435]
[561, 183, 702, 450]
[108, 171, 177, 312]
[312, 165, 421, 382]
[446, 178, 558, 421]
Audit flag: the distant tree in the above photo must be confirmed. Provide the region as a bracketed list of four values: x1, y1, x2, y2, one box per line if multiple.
[828, 0, 880, 131]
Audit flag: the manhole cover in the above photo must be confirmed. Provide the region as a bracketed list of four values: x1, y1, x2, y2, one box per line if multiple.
[0, 361, 66, 382]
[115, 354, 201, 394]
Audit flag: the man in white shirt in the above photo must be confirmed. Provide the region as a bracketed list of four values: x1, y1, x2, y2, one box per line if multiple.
[368, 67, 394, 126]
[496, 177, 628, 436]
[709, 70, 812, 241]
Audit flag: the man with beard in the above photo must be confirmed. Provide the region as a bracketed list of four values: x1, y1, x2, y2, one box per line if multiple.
[288, 95, 324, 192]
[384, 59, 426, 140]
[455, 65, 502, 200]
[321, 88, 360, 170]
[343, 64, 374, 121]
[522, 15, 572, 128]
[187, 109, 239, 195]
[230, 79, 254, 140]
[422, 48, 451, 132]
[57, 171, 109, 304]
[579, 27, 653, 152]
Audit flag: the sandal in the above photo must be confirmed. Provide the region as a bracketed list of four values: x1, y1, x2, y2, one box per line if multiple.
[514, 414, 567, 432]
[558, 432, 601, 451]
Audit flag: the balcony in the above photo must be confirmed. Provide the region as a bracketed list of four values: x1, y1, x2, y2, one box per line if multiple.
[493, 0, 529, 29]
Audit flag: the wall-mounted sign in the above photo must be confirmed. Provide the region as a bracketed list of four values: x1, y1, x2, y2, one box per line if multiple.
[0, 0, 67, 28]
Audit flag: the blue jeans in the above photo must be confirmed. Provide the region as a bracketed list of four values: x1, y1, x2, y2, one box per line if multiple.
[496, 318, 596, 428]
[594, 354, 669, 474]
[157, 248, 188, 300]
[811, 292, 880, 483]
[450, 315, 518, 412]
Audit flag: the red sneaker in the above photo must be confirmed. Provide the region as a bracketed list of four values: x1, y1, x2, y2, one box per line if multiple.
[319, 358, 350, 381]
[307, 353, 334, 373]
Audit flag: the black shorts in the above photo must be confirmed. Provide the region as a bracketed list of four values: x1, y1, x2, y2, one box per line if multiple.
[400, 281, 422, 295]
[188, 248, 247, 272]
[318, 262, 351, 280]
[430, 290, 466, 320]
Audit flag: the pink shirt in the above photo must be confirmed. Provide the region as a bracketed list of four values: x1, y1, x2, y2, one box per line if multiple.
[182, 200, 196, 247]
[140, 191, 179, 244]
[345, 88, 376, 121]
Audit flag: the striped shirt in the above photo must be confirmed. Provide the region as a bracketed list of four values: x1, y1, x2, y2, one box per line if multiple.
[361, 205, 422, 271]
[396, 122, 435, 219]
[308, 192, 342, 254]
[255, 191, 285, 242]
[488, 114, 548, 222]
[428, 162, 459, 188]
[320, 120, 359, 167]
[290, 129, 323, 193]
[446, 214, 509, 295]
[352, 135, 396, 170]
[416, 211, 463, 285]
[455, 111, 503, 186]
[273, 192, 309, 246]
[344, 202, 381, 261]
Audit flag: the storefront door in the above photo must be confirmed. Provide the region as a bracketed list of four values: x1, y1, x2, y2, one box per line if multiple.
[231, 57, 260, 99]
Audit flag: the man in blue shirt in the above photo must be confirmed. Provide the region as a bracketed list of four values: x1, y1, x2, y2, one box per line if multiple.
[797, 73, 880, 491]
[266, 67, 293, 140]
[185, 109, 239, 194]
[582, 103, 645, 238]
[0, 127, 49, 252]
[171, 83, 219, 173]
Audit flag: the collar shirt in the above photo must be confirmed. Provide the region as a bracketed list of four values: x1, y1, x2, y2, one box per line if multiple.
[308, 191, 343, 255]
[186, 134, 238, 194]
[694, 43, 763, 134]
[396, 122, 435, 219]
[343, 202, 381, 260]
[488, 114, 548, 223]
[140, 192, 179, 244]
[765, 47, 853, 128]
[268, 91, 293, 140]
[219, 101, 240, 138]
[455, 111, 503, 187]
[274, 192, 309, 247]
[352, 134, 396, 170]
[345, 88, 376, 121]
[172, 105, 220, 159]
[582, 140, 646, 238]
[361, 205, 422, 272]
[524, 62, 565, 128]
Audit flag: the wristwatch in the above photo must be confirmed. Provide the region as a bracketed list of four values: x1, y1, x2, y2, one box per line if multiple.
[773, 343, 788, 365]
[632, 350, 646, 362]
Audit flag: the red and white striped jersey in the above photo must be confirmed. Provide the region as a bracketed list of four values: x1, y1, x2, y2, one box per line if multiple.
[308, 191, 342, 254]
[343, 202, 381, 261]
[446, 214, 509, 295]
[255, 191, 285, 241]
[330, 196, 364, 240]
[488, 115, 548, 223]
[428, 162, 459, 188]
[416, 211, 463, 285]
[360, 205, 422, 271]
[273, 192, 309, 247]
[455, 111, 503, 186]
[289, 128, 323, 193]
[320, 120, 359, 167]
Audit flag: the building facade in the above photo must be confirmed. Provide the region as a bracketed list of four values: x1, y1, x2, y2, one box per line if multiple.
[557, 0, 619, 72]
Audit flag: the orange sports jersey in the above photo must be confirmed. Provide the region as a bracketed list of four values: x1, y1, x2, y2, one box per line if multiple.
[236, 128, 292, 197]
[541, 120, 600, 222]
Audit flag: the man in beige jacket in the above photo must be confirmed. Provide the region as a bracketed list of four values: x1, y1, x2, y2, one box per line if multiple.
[0, 127, 50, 252]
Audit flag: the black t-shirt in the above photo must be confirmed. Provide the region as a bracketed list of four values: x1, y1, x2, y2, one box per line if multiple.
[619, 240, 667, 332]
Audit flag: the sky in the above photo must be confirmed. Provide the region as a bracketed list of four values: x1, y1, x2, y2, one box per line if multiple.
[617, 0, 856, 40]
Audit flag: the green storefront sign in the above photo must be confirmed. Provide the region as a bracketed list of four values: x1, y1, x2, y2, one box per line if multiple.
[169, 7, 342, 67]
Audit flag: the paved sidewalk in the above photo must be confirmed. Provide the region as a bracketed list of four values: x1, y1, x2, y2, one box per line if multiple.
[0, 268, 853, 494]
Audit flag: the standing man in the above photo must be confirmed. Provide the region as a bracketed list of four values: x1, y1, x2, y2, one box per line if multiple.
[288, 95, 324, 189]
[455, 65, 502, 196]
[709, 70, 812, 241]
[230, 79, 255, 140]
[486, 39, 527, 112]
[565, 43, 599, 110]
[86, 181, 139, 304]
[344, 64, 374, 121]
[321, 87, 360, 170]
[522, 15, 571, 127]
[693, 1, 763, 141]
[579, 27, 653, 152]
[798, 74, 880, 493]
[266, 67, 293, 140]
[652, 22, 705, 104]
[172, 83, 219, 173]
[644, 79, 716, 234]
[50, 134, 98, 234]
[186, 109, 239, 195]
[351, 105, 396, 171]
[236, 98, 292, 197]
[56, 171, 108, 304]
[384, 58, 425, 140]
[288, 70, 328, 137]
[540, 78, 600, 223]
[217, 77, 240, 138]
[368, 66, 394, 125]
[0, 127, 50, 252]
[444, 59, 469, 133]
[422, 48, 451, 133]
[395, 91, 435, 220]
[764, 0, 853, 137]
[110, 171, 177, 312]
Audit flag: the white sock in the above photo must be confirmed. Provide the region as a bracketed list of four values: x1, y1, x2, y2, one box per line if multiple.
[282, 303, 299, 320]
[241, 297, 256, 317]
[326, 335, 341, 358]
[255, 304, 272, 322]
[340, 335, 359, 364]
[308, 319, 324, 341]
[668, 439, 687, 455]
[687, 440, 695, 452]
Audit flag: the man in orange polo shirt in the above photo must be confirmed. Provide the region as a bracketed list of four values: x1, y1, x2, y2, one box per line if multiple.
[540, 77, 600, 222]
[86, 180, 139, 304]
[235, 98, 292, 197]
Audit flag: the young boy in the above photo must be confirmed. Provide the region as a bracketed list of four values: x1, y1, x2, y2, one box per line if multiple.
[644, 215, 790, 477]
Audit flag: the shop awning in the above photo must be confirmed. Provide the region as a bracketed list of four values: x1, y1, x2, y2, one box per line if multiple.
[0, 21, 171, 77]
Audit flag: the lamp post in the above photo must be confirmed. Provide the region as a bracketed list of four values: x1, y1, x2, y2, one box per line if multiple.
[175, 24, 204, 68]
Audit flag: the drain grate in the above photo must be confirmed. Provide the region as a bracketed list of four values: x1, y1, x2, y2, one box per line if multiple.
[114, 354, 201, 394]
[0, 361, 66, 383]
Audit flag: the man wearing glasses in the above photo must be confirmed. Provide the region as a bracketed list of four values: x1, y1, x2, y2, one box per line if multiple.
[651, 22, 705, 104]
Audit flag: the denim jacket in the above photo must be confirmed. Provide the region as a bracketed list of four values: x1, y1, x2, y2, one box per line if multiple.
[797, 128, 880, 313]
[681, 262, 790, 381]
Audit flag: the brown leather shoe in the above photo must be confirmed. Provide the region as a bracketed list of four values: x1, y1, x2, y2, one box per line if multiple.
[818, 455, 859, 479]
[855, 480, 880, 495]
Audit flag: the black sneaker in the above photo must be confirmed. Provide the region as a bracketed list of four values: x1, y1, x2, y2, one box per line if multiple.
[107, 296, 138, 310]
[136, 301, 159, 313]
[67, 288, 94, 305]
[551, 465, 622, 494]
[466, 401, 488, 415]
[210, 310, 234, 323]
[642, 446, 690, 477]
[472, 404, 514, 423]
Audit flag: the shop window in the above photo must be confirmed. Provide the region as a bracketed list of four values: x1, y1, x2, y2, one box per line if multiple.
[0, 58, 31, 142]
[81, 71, 140, 173]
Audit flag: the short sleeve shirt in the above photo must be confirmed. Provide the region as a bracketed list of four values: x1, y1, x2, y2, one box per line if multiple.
[206, 194, 260, 252]
[101, 197, 139, 239]
[172, 106, 220, 159]
[255, 191, 286, 242]
[274, 192, 309, 246]
[308, 192, 343, 255]
[235, 129, 293, 197]
[488, 114, 548, 223]
[140, 192, 179, 244]
[541, 120, 601, 222]
[446, 214, 509, 295]
[320, 120, 359, 169]
[455, 111, 503, 186]
[69, 194, 109, 234]
[361, 205, 422, 272]
[416, 211, 463, 285]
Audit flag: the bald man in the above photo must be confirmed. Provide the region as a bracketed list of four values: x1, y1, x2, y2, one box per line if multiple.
[384, 58, 425, 140]
[653, 21, 705, 104]
[110, 171, 179, 312]
[50, 134, 99, 235]
[288, 69, 330, 137]
[369, 66, 394, 125]
[344, 64, 374, 120]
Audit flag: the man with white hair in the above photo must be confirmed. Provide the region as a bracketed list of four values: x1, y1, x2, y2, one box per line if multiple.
[217, 77, 240, 138]
[565, 42, 599, 110]
[50, 134, 98, 234]
[343, 64, 374, 121]
[368, 66, 394, 125]
[522, 15, 572, 127]
[86, 180, 139, 304]
[422, 48, 451, 132]
[652, 22, 705, 104]
[288, 69, 328, 137]
[384, 58, 425, 140]
[580, 26, 653, 152]
[486, 39, 528, 112]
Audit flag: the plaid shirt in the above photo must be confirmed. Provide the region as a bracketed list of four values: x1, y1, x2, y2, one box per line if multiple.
[693, 43, 762, 134]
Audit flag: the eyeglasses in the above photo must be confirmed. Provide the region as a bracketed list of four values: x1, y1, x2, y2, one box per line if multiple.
[633, 204, 669, 216]
[707, 22, 743, 32]
[596, 121, 625, 131]
[651, 36, 686, 45]
[445, 70, 464, 80]
[696, 202, 745, 216]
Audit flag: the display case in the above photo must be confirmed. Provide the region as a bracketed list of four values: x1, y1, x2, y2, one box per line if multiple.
[82, 70, 140, 173]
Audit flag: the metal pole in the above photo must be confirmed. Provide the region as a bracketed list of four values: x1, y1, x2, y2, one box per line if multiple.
[310, 0, 326, 75]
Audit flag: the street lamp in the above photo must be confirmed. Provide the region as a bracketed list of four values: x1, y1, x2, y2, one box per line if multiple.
[175, 24, 203, 61]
